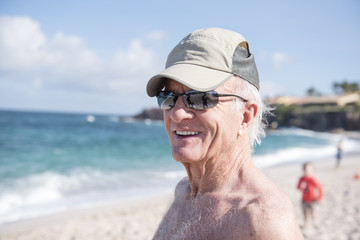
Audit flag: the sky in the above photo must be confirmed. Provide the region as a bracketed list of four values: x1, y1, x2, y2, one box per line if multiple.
[0, 0, 359, 115]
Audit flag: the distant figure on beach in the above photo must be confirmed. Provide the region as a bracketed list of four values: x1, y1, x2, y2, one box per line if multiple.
[146, 28, 303, 239]
[297, 162, 323, 228]
[336, 140, 343, 168]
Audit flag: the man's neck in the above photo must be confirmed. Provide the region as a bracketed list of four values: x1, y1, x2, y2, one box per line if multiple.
[182, 142, 252, 197]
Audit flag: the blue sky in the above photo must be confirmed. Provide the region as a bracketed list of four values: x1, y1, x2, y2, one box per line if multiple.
[0, 0, 359, 115]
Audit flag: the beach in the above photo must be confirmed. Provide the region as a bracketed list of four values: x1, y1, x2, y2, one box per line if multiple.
[1, 154, 359, 240]
[266, 154, 360, 240]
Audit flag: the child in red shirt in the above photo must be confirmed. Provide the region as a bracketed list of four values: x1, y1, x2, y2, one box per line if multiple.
[297, 162, 323, 227]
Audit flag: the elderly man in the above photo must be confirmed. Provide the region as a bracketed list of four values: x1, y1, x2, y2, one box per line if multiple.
[146, 28, 303, 240]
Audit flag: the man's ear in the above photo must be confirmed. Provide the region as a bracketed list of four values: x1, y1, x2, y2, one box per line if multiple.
[238, 103, 258, 136]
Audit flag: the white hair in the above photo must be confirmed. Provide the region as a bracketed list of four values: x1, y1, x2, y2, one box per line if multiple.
[232, 76, 273, 147]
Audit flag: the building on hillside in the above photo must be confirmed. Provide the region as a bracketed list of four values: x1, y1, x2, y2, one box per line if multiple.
[266, 92, 360, 131]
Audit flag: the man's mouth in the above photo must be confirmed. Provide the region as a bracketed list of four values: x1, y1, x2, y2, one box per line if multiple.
[176, 131, 199, 136]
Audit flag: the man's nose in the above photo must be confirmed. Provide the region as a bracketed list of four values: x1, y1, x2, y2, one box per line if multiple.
[169, 96, 194, 122]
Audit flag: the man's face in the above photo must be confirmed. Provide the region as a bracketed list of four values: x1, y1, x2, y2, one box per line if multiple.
[163, 78, 244, 163]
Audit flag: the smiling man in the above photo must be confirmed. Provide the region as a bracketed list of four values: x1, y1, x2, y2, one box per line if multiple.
[146, 28, 303, 240]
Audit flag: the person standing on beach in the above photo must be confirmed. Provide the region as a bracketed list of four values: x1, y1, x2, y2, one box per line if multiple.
[297, 162, 323, 228]
[146, 28, 304, 239]
[336, 140, 343, 168]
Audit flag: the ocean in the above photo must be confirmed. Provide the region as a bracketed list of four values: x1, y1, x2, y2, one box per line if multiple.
[0, 110, 359, 225]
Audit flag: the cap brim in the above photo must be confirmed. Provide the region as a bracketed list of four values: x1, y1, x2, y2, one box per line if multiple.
[146, 64, 233, 97]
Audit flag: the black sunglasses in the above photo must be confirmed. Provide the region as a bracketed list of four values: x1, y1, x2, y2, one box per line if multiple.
[156, 90, 248, 110]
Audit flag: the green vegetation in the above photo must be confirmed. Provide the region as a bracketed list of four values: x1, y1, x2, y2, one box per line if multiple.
[269, 104, 299, 127]
[306, 87, 322, 96]
[333, 80, 359, 94]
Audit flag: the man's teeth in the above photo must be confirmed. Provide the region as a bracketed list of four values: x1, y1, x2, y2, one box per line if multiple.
[176, 131, 199, 136]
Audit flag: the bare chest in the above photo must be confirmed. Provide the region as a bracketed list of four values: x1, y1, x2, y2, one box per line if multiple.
[153, 198, 253, 240]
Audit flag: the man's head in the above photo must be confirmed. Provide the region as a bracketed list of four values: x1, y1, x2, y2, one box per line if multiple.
[146, 28, 270, 162]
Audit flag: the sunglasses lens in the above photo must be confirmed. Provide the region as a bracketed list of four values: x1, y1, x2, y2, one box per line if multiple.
[156, 91, 220, 110]
[185, 91, 219, 110]
[157, 92, 176, 110]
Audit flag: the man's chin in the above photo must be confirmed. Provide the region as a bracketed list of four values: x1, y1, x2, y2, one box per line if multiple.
[172, 150, 203, 163]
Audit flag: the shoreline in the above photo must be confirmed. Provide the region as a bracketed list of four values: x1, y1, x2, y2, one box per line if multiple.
[1, 154, 359, 240]
[1, 128, 358, 227]
[0, 193, 174, 239]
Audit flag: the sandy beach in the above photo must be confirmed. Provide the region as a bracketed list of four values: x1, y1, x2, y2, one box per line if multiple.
[265, 154, 360, 240]
[1, 154, 359, 240]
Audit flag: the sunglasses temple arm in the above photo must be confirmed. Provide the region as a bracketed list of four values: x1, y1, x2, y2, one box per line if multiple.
[217, 94, 248, 102]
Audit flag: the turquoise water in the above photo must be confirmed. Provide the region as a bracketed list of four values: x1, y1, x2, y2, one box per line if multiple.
[0, 110, 358, 224]
[1, 111, 174, 180]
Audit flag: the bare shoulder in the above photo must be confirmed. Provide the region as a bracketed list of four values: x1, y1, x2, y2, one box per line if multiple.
[175, 177, 190, 196]
[258, 190, 303, 239]
[174, 177, 191, 198]
[245, 174, 304, 239]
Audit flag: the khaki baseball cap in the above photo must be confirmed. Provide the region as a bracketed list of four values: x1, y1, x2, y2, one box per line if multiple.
[146, 27, 259, 97]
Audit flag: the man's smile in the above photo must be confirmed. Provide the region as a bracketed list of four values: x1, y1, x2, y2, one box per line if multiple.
[175, 130, 200, 136]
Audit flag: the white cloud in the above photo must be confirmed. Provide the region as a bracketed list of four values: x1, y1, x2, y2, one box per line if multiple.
[0, 16, 162, 95]
[111, 39, 158, 75]
[45, 31, 103, 75]
[257, 51, 293, 71]
[0, 16, 46, 71]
